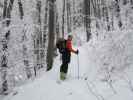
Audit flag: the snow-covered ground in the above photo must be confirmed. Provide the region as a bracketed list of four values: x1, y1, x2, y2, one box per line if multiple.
[2, 30, 133, 100]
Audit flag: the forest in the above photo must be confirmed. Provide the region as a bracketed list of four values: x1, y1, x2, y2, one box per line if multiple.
[0, 0, 133, 99]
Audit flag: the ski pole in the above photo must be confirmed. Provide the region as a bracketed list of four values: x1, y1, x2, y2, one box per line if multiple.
[77, 54, 80, 80]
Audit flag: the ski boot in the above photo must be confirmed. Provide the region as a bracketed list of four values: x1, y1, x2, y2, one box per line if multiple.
[60, 72, 66, 80]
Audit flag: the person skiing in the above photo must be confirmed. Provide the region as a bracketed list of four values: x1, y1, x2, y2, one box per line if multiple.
[60, 35, 79, 80]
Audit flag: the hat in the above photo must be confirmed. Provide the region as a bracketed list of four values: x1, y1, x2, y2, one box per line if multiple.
[68, 35, 73, 38]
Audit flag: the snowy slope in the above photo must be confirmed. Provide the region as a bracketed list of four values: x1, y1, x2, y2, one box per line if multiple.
[3, 47, 97, 100]
[2, 30, 133, 100]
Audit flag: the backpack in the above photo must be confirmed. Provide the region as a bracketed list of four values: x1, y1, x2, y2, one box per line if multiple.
[56, 38, 67, 54]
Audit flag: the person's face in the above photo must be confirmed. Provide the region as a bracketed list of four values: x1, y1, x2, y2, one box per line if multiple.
[69, 36, 72, 40]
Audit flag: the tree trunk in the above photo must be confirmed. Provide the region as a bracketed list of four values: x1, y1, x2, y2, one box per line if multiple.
[84, 0, 91, 41]
[18, 0, 24, 19]
[47, 0, 55, 71]
[115, 0, 123, 28]
[1, 0, 14, 94]
[66, 0, 71, 33]
[62, 0, 65, 37]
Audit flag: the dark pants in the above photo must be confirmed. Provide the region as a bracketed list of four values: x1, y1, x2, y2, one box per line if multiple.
[60, 50, 70, 74]
[60, 62, 68, 74]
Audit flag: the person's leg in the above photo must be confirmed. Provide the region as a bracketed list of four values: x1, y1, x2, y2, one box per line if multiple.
[64, 63, 68, 73]
[60, 62, 68, 80]
[60, 62, 65, 80]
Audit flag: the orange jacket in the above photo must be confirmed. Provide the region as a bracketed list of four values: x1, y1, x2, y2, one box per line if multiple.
[66, 39, 76, 53]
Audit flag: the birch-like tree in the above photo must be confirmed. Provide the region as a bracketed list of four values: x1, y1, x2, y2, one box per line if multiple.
[0, 0, 14, 94]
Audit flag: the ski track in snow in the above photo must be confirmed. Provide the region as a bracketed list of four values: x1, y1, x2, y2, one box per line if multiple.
[2, 47, 98, 100]
[2, 37, 133, 100]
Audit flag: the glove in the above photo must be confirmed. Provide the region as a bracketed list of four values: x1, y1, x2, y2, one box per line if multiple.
[75, 49, 79, 54]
